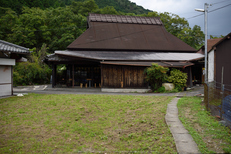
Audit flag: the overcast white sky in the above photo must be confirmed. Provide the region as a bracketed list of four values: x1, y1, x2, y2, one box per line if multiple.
[130, 0, 231, 37]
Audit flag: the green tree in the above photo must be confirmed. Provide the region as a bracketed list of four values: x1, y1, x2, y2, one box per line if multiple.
[145, 63, 169, 91]
[71, 0, 99, 16]
[210, 35, 224, 39]
[0, 7, 18, 41]
[100, 6, 118, 15]
[45, 7, 86, 52]
[13, 44, 52, 86]
[4, 6, 86, 53]
[7, 7, 47, 50]
[176, 25, 204, 49]
[146, 12, 204, 49]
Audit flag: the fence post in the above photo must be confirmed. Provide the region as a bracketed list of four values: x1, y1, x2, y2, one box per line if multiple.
[204, 83, 209, 111]
[220, 84, 225, 120]
[207, 82, 209, 111]
[220, 66, 224, 120]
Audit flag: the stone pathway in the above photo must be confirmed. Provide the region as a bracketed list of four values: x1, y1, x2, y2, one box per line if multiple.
[165, 97, 200, 154]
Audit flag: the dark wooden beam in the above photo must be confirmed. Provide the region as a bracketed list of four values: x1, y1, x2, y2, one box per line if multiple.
[11, 66, 13, 95]
[72, 64, 74, 88]
[190, 66, 193, 87]
[52, 64, 57, 88]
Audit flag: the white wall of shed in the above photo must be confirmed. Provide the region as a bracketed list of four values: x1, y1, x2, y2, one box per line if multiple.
[208, 50, 214, 82]
[0, 65, 12, 96]
[0, 58, 15, 65]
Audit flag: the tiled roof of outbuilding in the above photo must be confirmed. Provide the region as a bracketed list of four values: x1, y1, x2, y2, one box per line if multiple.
[0, 40, 30, 54]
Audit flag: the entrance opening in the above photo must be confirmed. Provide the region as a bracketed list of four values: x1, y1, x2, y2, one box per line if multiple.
[66, 65, 101, 88]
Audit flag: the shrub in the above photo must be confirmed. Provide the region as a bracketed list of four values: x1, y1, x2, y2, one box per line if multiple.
[145, 63, 169, 91]
[13, 43, 52, 86]
[13, 71, 22, 86]
[13, 62, 51, 86]
[170, 88, 179, 93]
[167, 69, 187, 91]
[157, 86, 165, 93]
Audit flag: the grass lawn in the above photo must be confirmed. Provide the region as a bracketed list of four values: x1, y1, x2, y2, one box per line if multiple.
[0, 94, 176, 153]
[178, 97, 231, 153]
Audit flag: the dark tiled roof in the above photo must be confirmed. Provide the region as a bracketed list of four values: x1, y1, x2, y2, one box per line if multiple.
[212, 32, 231, 49]
[197, 38, 223, 54]
[45, 53, 69, 61]
[0, 40, 30, 54]
[53, 50, 204, 61]
[88, 13, 163, 25]
[68, 15, 196, 52]
[208, 38, 223, 51]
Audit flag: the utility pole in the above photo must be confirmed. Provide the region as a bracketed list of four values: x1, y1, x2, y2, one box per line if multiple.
[204, 3, 209, 84]
[195, 3, 209, 84]
[195, 3, 210, 111]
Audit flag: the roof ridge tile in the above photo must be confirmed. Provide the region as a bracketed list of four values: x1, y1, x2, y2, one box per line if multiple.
[89, 13, 163, 25]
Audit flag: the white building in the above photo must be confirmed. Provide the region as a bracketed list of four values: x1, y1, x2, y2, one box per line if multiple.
[0, 40, 30, 97]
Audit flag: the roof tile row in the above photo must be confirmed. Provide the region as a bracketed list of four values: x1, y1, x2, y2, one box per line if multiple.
[0, 40, 30, 54]
[89, 13, 163, 25]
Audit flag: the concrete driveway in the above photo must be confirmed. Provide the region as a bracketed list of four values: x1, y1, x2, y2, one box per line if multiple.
[13, 84, 204, 97]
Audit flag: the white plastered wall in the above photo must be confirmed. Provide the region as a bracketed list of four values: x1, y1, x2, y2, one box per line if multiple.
[0, 58, 15, 97]
[208, 50, 214, 82]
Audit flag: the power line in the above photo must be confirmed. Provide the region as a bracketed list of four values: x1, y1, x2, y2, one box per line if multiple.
[211, 0, 231, 5]
[187, 13, 203, 20]
[209, 3, 231, 13]
[187, 3, 231, 20]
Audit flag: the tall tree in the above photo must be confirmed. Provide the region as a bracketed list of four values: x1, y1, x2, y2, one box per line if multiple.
[0, 7, 18, 41]
[71, 0, 99, 16]
[4, 6, 86, 53]
[146, 12, 204, 49]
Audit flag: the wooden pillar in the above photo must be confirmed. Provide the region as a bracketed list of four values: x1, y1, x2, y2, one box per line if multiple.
[189, 67, 193, 87]
[72, 64, 74, 88]
[101, 64, 103, 88]
[90, 66, 93, 87]
[11, 65, 13, 95]
[52, 64, 57, 88]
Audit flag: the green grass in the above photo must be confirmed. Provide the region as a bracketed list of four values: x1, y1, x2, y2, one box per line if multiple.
[178, 97, 231, 153]
[0, 94, 176, 153]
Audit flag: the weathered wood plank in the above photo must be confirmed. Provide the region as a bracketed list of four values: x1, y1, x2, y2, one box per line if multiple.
[101, 65, 147, 88]
[109, 66, 113, 87]
[133, 67, 138, 87]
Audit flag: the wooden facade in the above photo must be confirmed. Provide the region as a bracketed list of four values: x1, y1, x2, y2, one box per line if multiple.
[214, 35, 231, 86]
[101, 64, 148, 88]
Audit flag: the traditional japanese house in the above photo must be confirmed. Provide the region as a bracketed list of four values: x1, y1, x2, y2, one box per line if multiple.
[45, 13, 204, 92]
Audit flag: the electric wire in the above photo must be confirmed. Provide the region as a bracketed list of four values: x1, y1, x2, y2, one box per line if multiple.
[187, 3, 231, 20]
[209, 3, 231, 13]
[187, 13, 203, 20]
[211, 0, 231, 5]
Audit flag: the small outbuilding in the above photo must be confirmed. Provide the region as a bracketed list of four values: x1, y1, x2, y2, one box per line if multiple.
[0, 40, 30, 96]
[207, 32, 231, 87]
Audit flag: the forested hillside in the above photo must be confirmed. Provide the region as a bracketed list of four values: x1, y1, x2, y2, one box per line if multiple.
[0, 0, 204, 53]
[0, 0, 150, 14]
[94, 0, 151, 14]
